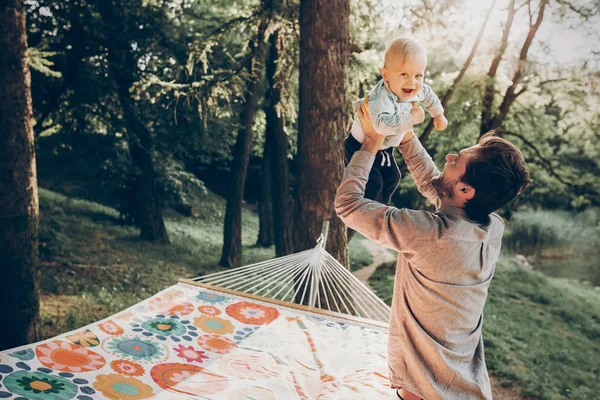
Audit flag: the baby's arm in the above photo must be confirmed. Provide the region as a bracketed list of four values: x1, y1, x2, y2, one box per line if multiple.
[419, 84, 448, 131]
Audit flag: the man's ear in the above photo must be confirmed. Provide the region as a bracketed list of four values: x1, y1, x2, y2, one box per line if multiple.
[381, 67, 388, 82]
[456, 182, 475, 201]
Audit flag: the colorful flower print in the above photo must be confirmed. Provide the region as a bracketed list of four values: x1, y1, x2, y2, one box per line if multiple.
[110, 359, 145, 377]
[93, 373, 154, 399]
[129, 314, 197, 342]
[9, 348, 35, 361]
[150, 363, 228, 396]
[141, 317, 187, 336]
[226, 301, 280, 325]
[197, 334, 238, 355]
[98, 320, 124, 335]
[103, 337, 167, 363]
[195, 291, 227, 304]
[197, 305, 221, 316]
[2, 370, 78, 400]
[193, 315, 235, 334]
[161, 288, 184, 301]
[35, 340, 106, 372]
[148, 297, 194, 316]
[66, 329, 99, 347]
[116, 311, 134, 321]
[173, 344, 209, 363]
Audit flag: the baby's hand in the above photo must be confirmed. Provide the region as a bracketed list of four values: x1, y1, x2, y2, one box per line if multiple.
[434, 114, 448, 131]
[410, 102, 425, 125]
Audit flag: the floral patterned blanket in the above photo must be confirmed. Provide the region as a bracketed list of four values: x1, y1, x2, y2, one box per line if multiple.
[0, 282, 393, 399]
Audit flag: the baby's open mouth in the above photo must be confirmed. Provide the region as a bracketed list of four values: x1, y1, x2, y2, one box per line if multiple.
[402, 88, 414, 94]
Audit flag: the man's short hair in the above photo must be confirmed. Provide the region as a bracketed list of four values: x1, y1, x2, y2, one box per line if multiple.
[384, 37, 426, 68]
[460, 131, 532, 223]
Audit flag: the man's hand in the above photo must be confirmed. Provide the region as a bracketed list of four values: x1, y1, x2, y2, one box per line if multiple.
[410, 102, 425, 125]
[434, 114, 448, 131]
[357, 95, 386, 154]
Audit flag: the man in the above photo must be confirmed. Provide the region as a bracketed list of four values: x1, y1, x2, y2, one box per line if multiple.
[335, 98, 531, 400]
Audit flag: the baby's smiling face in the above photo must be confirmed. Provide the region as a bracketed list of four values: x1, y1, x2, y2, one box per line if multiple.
[381, 51, 427, 101]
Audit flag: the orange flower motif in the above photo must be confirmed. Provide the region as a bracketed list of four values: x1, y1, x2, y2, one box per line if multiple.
[197, 334, 237, 355]
[148, 297, 194, 316]
[110, 359, 145, 377]
[197, 305, 221, 316]
[93, 374, 154, 399]
[151, 363, 228, 396]
[66, 329, 99, 347]
[99, 320, 124, 335]
[162, 289, 184, 301]
[193, 315, 234, 334]
[226, 301, 279, 325]
[35, 340, 106, 372]
[117, 311, 134, 321]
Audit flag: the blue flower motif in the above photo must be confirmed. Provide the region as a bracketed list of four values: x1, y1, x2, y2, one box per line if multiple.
[1, 370, 78, 400]
[130, 314, 195, 342]
[105, 337, 166, 362]
[9, 348, 35, 361]
[195, 291, 227, 304]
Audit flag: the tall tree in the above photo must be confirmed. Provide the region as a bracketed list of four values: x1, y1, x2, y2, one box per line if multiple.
[257, 143, 274, 247]
[95, 0, 170, 243]
[295, 0, 350, 266]
[482, 0, 548, 135]
[480, 0, 516, 135]
[220, 3, 273, 267]
[265, 29, 294, 257]
[0, 0, 41, 350]
[419, 0, 497, 145]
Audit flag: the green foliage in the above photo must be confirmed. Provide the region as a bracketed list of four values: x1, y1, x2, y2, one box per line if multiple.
[348, 234, 374, 272]
[38, 186, 275, 337]
[504, 208, 600, 254]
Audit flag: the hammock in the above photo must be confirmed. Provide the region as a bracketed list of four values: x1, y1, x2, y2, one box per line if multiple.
[0, 222, 394, 399]
[190, 222, 391, 323]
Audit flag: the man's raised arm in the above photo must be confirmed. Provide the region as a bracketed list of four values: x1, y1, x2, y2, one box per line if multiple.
[398, 130, 441, 208]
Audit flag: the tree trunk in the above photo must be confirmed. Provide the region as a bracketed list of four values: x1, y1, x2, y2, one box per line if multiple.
[296, 0, 350, 265]
[257, 145, 274, 247]
[485, 0, 547, 135]
[419, 0, 497, 145]
[480, 0, 515, 135]
[265, 30, 294, 257]
[220, 10, 272, 267]
[97, 0, 170, 244]
[0, 0, 41, 350]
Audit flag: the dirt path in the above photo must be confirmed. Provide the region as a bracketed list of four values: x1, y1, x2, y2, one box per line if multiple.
[352, 238, 522, 400]
[352, 238, 396, 289]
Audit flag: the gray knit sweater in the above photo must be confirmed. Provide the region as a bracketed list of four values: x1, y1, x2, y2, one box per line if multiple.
[335, 136, 504, 399]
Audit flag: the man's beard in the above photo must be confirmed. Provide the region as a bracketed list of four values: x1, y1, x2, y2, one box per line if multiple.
[431, 174, 454, 199]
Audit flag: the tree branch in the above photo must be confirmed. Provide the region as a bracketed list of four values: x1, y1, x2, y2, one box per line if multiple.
[418, 0, 497, 145]
[487, 0, 548, 133]
[480, 0, 515, 134]
[496, 130, 575, 189]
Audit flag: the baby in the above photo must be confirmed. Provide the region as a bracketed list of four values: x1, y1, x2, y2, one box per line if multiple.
[344, 36, 447, 204]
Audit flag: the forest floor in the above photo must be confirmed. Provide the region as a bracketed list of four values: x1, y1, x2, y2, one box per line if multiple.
[36, 187, 599, 399]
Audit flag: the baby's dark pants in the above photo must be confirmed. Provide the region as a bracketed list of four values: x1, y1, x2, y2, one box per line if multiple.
[343, 134, 401, 205]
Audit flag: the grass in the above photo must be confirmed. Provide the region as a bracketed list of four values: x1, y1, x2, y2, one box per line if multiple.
[38, 187, 275, 338]
[369, 255, 600, 400]
[38, 187, 369, 339]
[348, 233, 374, 271]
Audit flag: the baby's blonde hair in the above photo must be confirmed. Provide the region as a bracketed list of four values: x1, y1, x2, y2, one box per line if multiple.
[384, 37, 427, 68]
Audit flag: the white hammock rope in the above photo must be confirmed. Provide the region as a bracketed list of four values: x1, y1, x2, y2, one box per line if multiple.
[192, 225, 391, 323]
